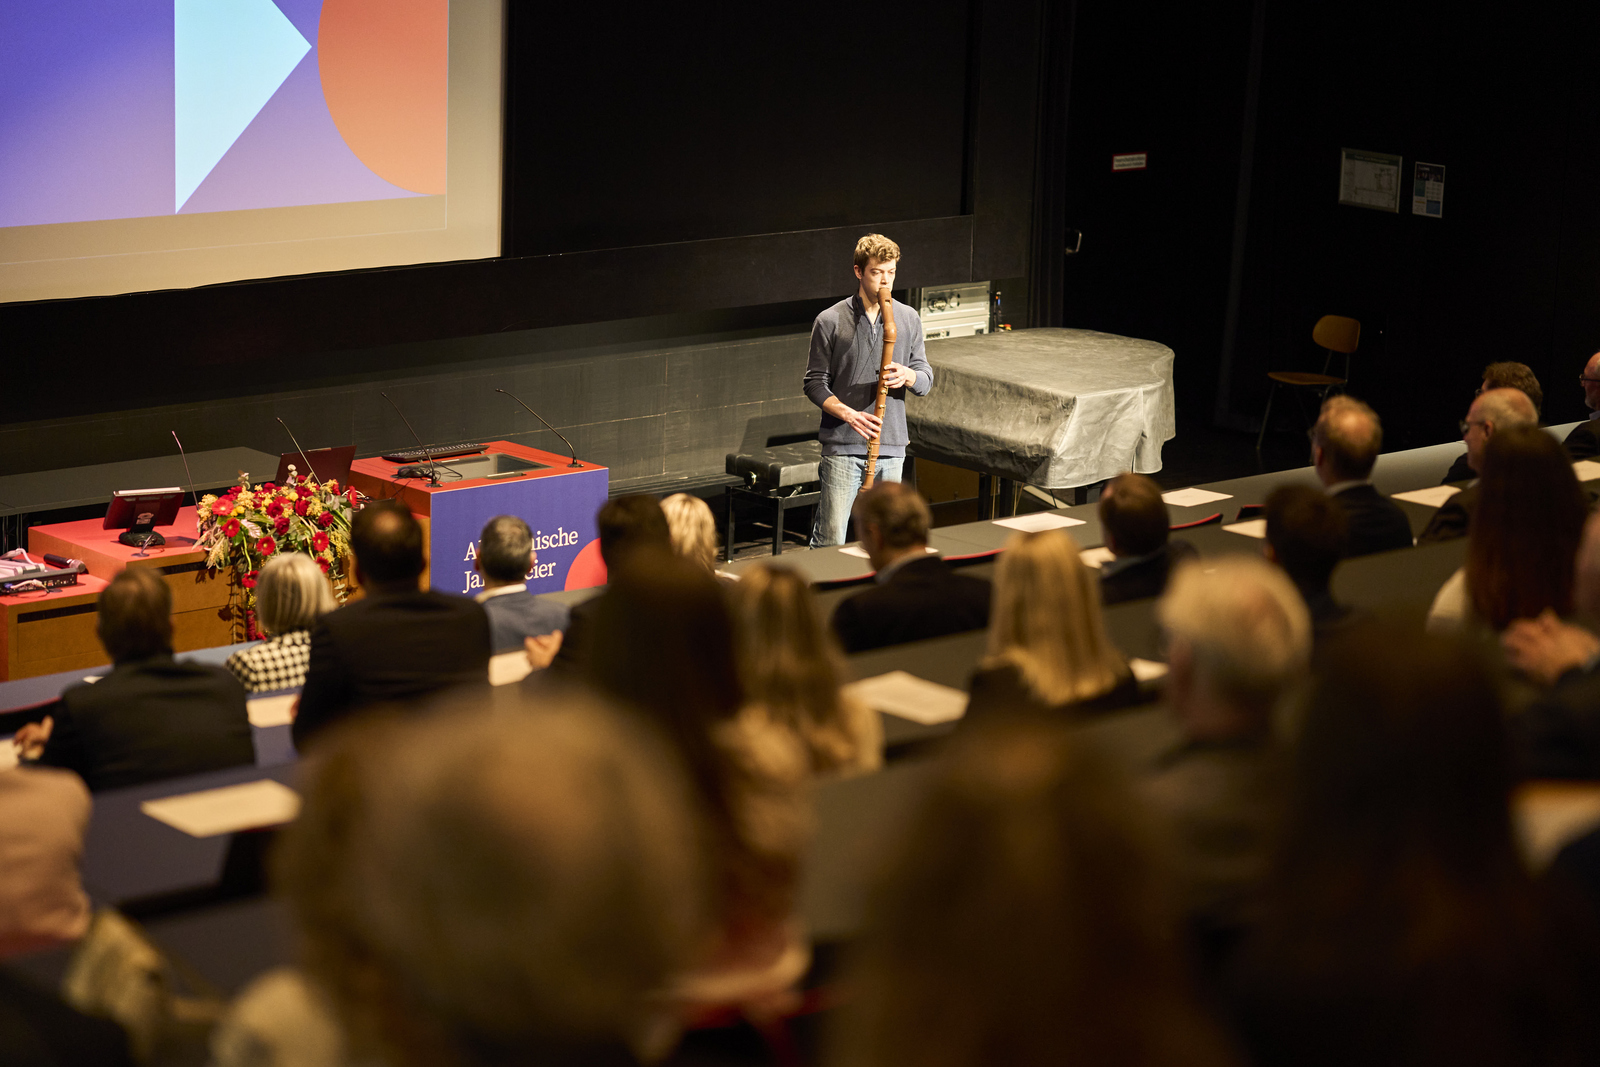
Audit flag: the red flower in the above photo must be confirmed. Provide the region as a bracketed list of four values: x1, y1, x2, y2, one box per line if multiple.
[241, 570, 259, 589]
[312, 530, 330, 553]
[325, 479, 340, 493]
[317, 511, 334, 529]
[256, 536, 277, 556]
[261, 482, 276, 491]
[297, 485, 314, 499]
[211, 497, 235, 516]
[296, 474, 308, 485]
[347, 489, 360, 508]
[265, 499, 284, 518]
[273, 515, 290, 535]
[294, 498, 310, 517]
[317, 557, 331, 573]
[222, 518, 241, 538]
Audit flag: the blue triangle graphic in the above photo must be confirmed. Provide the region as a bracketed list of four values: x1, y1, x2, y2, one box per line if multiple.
[174, 0, 310, 213]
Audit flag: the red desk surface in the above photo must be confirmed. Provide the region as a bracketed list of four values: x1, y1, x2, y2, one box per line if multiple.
[348, 441, 605, 517]
[29, 506, 205, 580]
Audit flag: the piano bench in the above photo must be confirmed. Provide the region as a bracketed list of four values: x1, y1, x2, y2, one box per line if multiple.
[724, 443, 824, 559]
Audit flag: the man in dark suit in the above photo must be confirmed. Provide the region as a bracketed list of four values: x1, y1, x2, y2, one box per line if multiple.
[830, 481, 990, 653]
[1503, 511, 1600, 778]
[1563, 350, 1600, 461]
[1310, 395, 1413, 557]
[1097, 472, 1196, 605]
[293, 500, 490, 748]
[1440, 362, 1543, 483]
[474, 514, 569, 658]
[27, 567, 253, 791]
[546, 495, 671, 676]
[1263, 484, 1358, 644]
[1419, 387, 1537, 545]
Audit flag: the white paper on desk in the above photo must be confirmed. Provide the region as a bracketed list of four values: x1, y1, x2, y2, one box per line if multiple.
[1393, 485, 1462, 508]
[1160, 487, 1233, 508]
[839, 545, 936, 560]
[246, 694, 296, 728]
[1222, 518, 1268, 539]
[140, 779, 301, 838]
[1079, 546, 1116, 569]
[844, 671, 968, 725]
[1574, 460, 1600, 482]
[1128, 658, 1169, 683]
[992, 512, 1085, 533]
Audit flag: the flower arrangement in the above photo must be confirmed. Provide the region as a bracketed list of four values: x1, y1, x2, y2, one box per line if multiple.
[196, 467, 358, 640]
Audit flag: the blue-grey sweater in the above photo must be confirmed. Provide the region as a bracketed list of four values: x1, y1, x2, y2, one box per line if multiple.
[803, 295, 932, 457]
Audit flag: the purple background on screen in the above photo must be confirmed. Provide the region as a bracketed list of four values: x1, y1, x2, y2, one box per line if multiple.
[0, 0, 424, 229]
[0, 2, 173, 228]
[180, 47, 424, 214]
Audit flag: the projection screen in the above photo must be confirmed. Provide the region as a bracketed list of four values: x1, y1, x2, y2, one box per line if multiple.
[0, 0, 502, 305]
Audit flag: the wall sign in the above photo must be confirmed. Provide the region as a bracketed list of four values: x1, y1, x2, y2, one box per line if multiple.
[1338, 148, 1402, 212]
[1412, 162, 1445, 217]
[1112, 152, 1148, 171]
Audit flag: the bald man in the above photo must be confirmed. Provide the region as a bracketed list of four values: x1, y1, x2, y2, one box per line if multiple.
[1418, 387, 1538, 545]
[1563, 351, 1600, 461]
[1309, 396, 1413, 557]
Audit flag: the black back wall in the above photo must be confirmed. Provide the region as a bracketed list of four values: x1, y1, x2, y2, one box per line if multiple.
[1060, 0, 1600, 449]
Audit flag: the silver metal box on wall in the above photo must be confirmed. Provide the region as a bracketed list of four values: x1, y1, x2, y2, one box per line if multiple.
[910, 282, 991, 340]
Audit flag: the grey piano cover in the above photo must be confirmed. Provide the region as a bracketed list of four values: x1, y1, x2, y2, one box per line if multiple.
[906, 328, 1175, 488]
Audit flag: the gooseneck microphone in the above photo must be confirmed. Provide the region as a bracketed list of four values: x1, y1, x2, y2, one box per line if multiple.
[496, 389, 581, 467]
[380, 392, 442, 486]
[275, 417, 323, 486]
[171, 430, 199, 510]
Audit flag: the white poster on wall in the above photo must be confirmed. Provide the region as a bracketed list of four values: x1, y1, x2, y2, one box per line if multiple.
[1338, 148, 1403, 212]
[1413, 162, 1445, 217]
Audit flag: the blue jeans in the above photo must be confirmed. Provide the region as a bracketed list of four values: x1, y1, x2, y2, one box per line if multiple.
[810, 454, 904, 547]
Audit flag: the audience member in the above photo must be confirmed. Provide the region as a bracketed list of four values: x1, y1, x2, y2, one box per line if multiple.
[1428, 426, 1588, 634]
[588, 548, 812, 1011]
[1564, 350, 1600, 460]
[1230, 624, 1600, 1067]
[226, 552, 336, 692]
[276, 692, 705, 1067]
[1418, 387, 1538, 545]
[1098, 472, 1197, 605]
[28, 567, 253, 791]
[1504, 510, 1600, 778]
[1145, 556, 1308, 970]
[0, 768, 91, 957]
[830, 481, 990, 653]
[472, 514, 568, 656]
[293, 501, 490, 748]
[1263, 484, 1356, 639]
[829, 716, 1236, 1067]
[0, 968, 134, 1067]
[547, 494, 671, 675]
[661, 492, 722, 574]
[965, 529, 1138, 719]
[1441, 361, 1544, 482]
[1309, 395, 1412, 556]
[727, 562, 882, 777]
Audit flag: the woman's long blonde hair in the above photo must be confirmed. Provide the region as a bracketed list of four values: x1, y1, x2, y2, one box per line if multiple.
[984, 529, 1126, 705]
[661, 493, 720, 574]
[728, 563, 862, 774]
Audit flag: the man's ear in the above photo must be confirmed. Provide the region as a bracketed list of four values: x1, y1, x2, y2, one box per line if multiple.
[853, 263, 864, 281]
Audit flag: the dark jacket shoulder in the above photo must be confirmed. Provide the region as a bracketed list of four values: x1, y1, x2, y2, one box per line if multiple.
[1331, 484, 1414, 557]
[831, 556, 991, 654]
[1566, 420, 1600, 462]
[1417, 484, 1478, 546]
[1101, 540, 1198, 606]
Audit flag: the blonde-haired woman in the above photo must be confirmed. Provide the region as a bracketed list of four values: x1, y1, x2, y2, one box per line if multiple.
[966, 529, 1137, 719]
[661, 493, 721, 574]
[727, 563, 882, 778]
[226, 552, 337, 692]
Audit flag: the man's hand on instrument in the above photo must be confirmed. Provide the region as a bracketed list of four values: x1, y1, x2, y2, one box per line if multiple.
[882, 362, 917, 389]
[844, 409, 884, 441]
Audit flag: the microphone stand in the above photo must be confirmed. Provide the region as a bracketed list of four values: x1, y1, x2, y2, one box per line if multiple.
[171, 431, 200, 541]
[380, 392, 442, 486]
[275, 417, 323, 487]
[496, 389, 582, 467]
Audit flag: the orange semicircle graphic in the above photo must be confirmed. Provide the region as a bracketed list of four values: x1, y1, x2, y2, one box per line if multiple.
[318, 0, 447, 195]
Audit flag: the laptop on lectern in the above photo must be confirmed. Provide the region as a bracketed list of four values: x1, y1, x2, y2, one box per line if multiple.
[274, 446, 356, 487]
